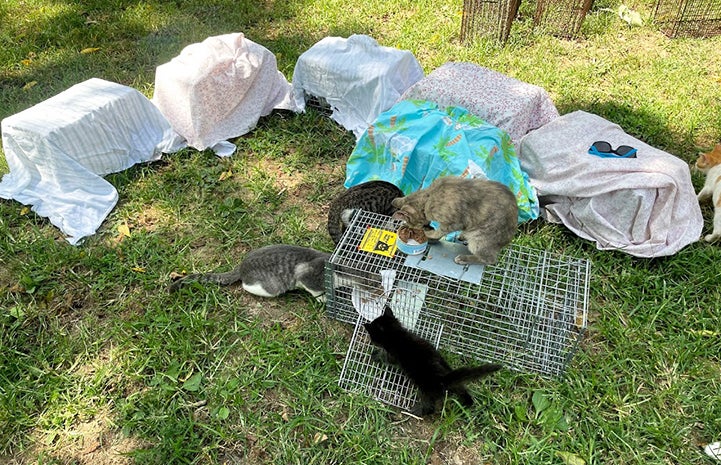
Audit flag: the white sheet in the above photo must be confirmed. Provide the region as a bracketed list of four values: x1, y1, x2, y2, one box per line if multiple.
[0, 78, 178, 244]
[519, 110, 702, 257]
[153, 32, 296, 152]
[291, 34, 424, 139]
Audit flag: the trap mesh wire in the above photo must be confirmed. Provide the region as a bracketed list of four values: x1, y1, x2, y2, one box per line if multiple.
[533, 0, 594, 37]
[304, 94, 333, 116]
[654, 0, 721, 37]
[461, 0, 521, 43]
[325, 210, 591, 409]
[339, 314, 445, 411]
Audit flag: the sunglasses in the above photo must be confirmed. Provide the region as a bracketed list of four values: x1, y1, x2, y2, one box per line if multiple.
[588, 141, 637, 158]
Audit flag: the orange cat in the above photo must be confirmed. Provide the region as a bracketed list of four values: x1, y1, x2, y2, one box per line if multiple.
[695, 143, 721, 243]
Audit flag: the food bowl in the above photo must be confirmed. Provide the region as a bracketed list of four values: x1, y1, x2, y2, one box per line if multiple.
[396, 226, 428, 255]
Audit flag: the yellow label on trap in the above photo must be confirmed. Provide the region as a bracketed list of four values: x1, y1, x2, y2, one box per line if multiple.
[358, 227, 398, 257]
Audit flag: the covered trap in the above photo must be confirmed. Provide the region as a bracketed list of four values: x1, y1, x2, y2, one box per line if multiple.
[325, 210, 591, 409]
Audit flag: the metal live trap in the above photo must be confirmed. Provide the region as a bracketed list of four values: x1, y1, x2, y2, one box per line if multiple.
[654, 0, 721, 38]
[324, 210, 591, 411]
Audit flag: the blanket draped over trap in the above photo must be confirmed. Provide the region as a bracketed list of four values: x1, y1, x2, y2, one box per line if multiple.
[153, 32, 296, 153]
[291, 34, 424, 139]
[519, 110, 703, 257]
[0, 78, 178, 245]
[400, 62, 560, 145]
[344, 99, 540, 223]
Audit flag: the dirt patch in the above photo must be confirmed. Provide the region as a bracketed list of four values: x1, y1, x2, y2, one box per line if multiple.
[392, 417, 489, 465]
[252, 157, 344, 224]
[428, 443, 484, 465]
[16, 411, 149, 465]
[235, 291, 305, 330]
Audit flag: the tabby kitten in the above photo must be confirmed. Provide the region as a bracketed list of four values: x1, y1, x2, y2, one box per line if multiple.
[328, 180, 404, 245]
[695, 143, 721, 243]
[391, 176, 517, 265]
[364, 306, 502, 416]
[169, 244, 331, 301]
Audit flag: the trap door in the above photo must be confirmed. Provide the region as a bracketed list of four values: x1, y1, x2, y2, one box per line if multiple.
[338, 313, 444, 412]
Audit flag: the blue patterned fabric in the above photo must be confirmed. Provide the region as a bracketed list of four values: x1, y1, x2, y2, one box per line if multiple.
[344, 99, 539, 223]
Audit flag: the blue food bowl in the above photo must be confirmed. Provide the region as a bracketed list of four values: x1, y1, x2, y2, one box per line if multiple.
[396, 227, 428, 255]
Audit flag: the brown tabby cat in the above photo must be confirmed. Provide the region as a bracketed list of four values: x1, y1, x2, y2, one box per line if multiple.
[391, 176, 518, 265]
[695, 143, 721, 243]
[327, 180, 404, 245]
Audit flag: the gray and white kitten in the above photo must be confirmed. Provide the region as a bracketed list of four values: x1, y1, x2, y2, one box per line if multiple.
[391, 176, 518, 265]
[328, 180, 404, 245]
[169, 244, 330, 302]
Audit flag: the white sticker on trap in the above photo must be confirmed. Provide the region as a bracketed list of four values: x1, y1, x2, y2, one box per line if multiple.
[389, 281, 428, 332]
[351, 269, 396, 321]
[404, 241, 484, 284]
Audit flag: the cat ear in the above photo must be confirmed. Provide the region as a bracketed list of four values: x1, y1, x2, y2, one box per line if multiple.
[696, 153, 708, 168]
[392, 210, 408, 221]
[391, 197, 405, 208]
[383, 306, 394, 317]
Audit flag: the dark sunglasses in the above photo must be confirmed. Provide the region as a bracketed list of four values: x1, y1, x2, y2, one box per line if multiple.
[588, 141, 637, 158]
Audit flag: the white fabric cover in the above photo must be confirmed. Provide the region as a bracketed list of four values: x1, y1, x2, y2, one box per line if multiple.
[153, 33, 296, 151]
[400, 62, 559, 145]
[519, 110, 702, 257]
[291, 34, 424, 139]
[0, 78, 178, 244]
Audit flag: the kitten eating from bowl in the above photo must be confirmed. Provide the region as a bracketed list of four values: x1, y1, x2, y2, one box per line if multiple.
[391, 176, 518, 265]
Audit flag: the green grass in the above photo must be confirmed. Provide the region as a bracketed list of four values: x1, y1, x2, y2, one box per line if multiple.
[2, 0, 721, 464]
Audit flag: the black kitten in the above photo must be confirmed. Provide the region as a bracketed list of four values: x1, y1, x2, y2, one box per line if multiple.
[363, 306, 502, 416]
[327, 180, 403, 245]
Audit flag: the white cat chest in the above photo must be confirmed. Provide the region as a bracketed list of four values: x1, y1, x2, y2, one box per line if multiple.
[325, 210, 591, 411]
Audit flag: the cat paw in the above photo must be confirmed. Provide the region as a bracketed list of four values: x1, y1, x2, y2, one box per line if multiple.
[454, 254, 492, 266]
[704, 233, 721, 243]
[423, 229, 445, 240]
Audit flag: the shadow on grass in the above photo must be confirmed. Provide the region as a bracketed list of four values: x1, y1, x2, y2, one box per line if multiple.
[1, 0, 374, 120]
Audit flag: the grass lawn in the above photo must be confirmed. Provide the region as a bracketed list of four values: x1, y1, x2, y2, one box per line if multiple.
[1, 0, 720, 464]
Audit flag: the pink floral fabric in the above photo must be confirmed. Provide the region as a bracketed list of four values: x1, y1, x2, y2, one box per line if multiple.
[400, 62, 559, 144]
[153, 33, 295, 151]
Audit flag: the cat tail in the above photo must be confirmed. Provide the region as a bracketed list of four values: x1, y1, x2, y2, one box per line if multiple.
[168, 269, 243, 292]
[328, 206, 357, 245]
[327, 202, 344, 245]
[442, 364, 502, 386]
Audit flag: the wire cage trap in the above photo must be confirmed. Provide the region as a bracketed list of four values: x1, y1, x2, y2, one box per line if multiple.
[461, 0, 521, 43]
[326, 210, 591, 408]
[533, 0, 594, 37]
[303, 94, 333, 116]
[339, 313, 445, 412]
[654, 0, 721, 37]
